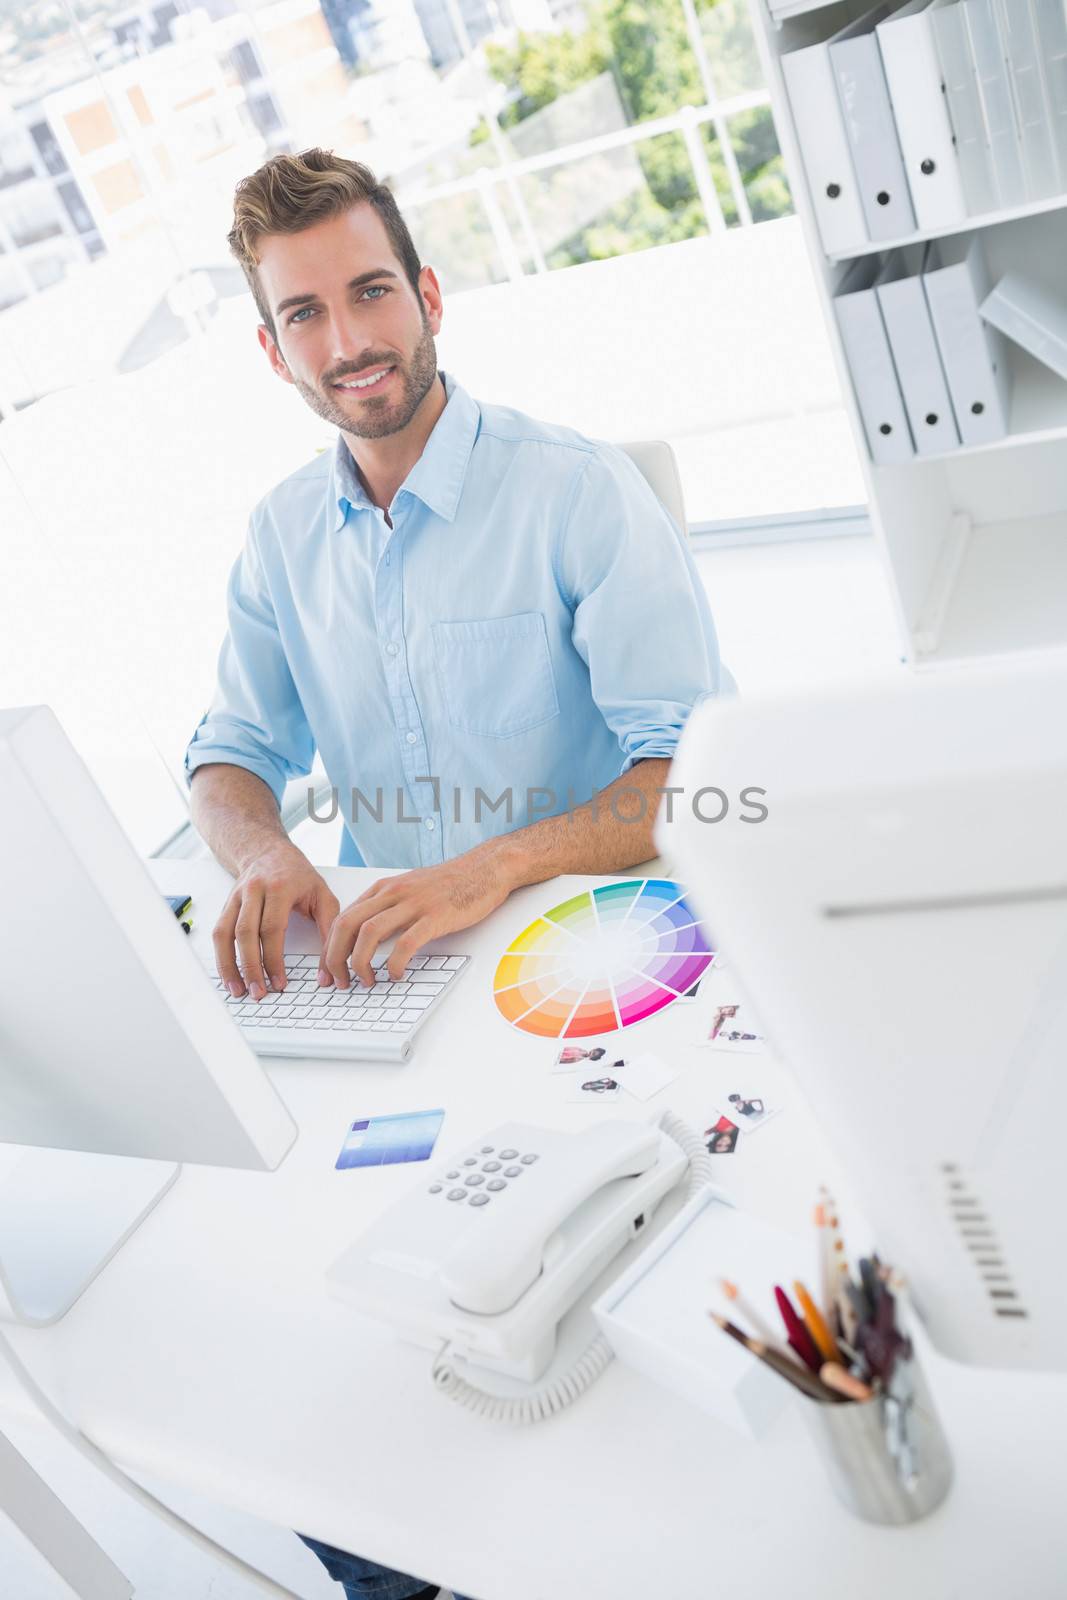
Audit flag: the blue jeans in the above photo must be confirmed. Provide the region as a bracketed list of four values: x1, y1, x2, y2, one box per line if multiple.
[297, 1532, 473, 1600]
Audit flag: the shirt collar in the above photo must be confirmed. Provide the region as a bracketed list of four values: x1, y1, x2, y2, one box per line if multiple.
[330, 370, 480, 531]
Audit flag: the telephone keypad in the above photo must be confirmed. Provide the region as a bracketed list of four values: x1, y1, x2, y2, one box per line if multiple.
[430, 1148, 541, 1205]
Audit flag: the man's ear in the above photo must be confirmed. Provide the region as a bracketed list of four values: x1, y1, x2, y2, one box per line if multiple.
[419, 265, 444, 336]
[257, 323, 293, 384]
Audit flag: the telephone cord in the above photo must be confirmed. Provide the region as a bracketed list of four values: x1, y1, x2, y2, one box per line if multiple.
[430, 1110, 716, 1424]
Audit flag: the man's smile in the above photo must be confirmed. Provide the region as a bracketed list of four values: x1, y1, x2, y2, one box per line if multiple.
[333, 365, 395, 392]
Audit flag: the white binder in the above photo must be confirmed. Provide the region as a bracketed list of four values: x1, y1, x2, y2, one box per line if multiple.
[963, 0, 1027, 207]
[877, 0, 967, 231]
[781, 37, 868, 256]
[1031, 0, 1067, 188]
[932, 0, 998, 215]
[979, 271, 1067, 382]
[829, 2, 917, 242]
[876, 246, 961, 454]
[834, 255, 915, 465]
[996, 0, 1060, 200]
[922, 233, 1013, 446]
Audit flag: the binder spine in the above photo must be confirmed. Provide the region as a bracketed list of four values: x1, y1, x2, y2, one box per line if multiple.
[1031, 0, 1067, 186]
[963, 0, 1027, 207]
[996, 0, 1060, 199]
[831, 34, 916, 241]
[878, 7, 967, 231]
[932, 2, 998, 214]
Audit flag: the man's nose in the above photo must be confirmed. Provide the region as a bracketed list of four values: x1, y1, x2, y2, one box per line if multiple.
[327, 306, 370, 367]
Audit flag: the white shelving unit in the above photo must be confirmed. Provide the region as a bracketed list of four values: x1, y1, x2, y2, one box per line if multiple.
[749, 0, 1067, 667]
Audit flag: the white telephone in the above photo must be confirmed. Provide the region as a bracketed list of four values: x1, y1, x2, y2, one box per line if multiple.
[326, 1112, 710, 1421]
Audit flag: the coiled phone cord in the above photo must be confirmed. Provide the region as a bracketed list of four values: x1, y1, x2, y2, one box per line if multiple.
[430, 1110, 717, 1425]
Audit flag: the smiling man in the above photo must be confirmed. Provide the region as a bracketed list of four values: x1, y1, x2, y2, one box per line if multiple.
[186, 149, 727, 1011]
[184, 146, 726, 1600]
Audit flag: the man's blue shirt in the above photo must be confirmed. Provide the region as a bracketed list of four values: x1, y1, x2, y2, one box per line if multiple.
[184, 370, 726, 867]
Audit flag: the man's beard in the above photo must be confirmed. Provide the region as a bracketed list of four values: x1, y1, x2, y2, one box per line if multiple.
[291, 316, 438, 439]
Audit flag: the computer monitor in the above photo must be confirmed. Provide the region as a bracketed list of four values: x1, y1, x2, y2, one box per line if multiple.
[658, 659, 1066, 1372]
[0, 705, 297, 1325]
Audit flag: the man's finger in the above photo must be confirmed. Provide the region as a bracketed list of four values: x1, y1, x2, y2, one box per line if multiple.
[311, 887, 341, 984]
[234, 887, 268, 1000]
[387, 917, 435, 982]
[323, 905, 366, 988]
[258, 895, 290, 993]
[349, 904, 411, 987]
[212, 893, 245, 995]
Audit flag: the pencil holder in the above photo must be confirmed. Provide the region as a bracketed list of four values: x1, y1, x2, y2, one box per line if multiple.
[797, 1352, 953, 1525]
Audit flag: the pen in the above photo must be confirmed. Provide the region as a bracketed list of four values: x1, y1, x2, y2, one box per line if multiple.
[709, 1315, 842, 1403]
[718, 1278, 788, 1353]
[793, 1279, 842, 1365]
[774, 1285, 823, 1373]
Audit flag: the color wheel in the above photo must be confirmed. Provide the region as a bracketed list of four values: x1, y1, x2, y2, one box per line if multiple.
[493, 879, 714, 1039]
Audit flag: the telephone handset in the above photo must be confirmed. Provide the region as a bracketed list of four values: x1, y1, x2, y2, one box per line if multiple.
[443, 1120, 663, 1316]
[327, 1116, 693, 1390]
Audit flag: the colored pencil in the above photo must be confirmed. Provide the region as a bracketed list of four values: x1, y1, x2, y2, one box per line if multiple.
[774, 1285, 823, 1373]
[793, 1279, 842, 1365]
[718, 1278, 787, 1352]
[819, 1362, 873, 1402]
[709, 1315, 840, 1402]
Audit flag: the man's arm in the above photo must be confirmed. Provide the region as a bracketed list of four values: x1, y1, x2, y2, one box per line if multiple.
[322, 759, 669, 987]
[191, 764, 339, 1000]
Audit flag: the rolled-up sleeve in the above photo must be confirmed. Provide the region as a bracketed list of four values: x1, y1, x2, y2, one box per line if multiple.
[184, 518, 315, 806]
[555, 445, 726, 772]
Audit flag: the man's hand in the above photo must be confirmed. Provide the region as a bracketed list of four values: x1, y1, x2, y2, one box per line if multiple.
[214, 842, 340, 1000]
[323, 852, 514, 987]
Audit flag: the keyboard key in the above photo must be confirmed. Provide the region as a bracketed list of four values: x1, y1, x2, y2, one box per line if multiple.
[423, 956, 447, 970]
[469, 1193, 490, 1207]
[499, 1149, 519, 1160]
[398, 1009, 425, 1027]
[444, 956, 466, 970]
[401, 996, 432, 1011]
[406, 955, 427, 969]
[408, 985, 445, 1000]
[379, 1008, 403, 1023]
[487, 1179, 506, 1192]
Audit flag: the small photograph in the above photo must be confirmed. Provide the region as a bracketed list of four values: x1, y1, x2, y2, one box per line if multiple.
[705, 1115, 740, 1155]
[552, 1043, 627, 1074]
[723, 1092, 780, 1134]
[708, 1001, 766, 1053]
[567, 1075, 624, 1103]
[676, 975, 706, 1003]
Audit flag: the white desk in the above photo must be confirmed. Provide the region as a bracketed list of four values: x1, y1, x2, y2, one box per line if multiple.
[2, 860, 1064, 1600]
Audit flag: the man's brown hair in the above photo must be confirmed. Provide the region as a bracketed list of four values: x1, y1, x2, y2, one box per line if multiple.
[228, 147, 423, 339]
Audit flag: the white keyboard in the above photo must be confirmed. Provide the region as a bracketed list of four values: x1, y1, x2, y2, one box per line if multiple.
[210, 952, 470, 1062]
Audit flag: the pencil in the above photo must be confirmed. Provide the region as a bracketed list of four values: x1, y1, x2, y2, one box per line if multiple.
[819, 1362, 873, 1402]
[709, 1315, 840, 1403]
[815, 1195, 835, 1317]
[793, 1279, 842, 1365]
[774, 1285, 823, 1373]
[718, 1278, 787, 1352]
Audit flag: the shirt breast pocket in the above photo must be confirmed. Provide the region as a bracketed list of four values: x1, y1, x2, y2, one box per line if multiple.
[431, 612, 560, 739]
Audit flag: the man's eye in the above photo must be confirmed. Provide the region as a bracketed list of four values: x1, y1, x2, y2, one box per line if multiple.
[289, 307, 315, 324]
[362, 286, 388, 300]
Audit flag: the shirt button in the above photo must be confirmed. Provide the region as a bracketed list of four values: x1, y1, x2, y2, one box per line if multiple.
[425, 817, 436, 831]
[406, 731, 417, 745]
[385, 641, 399, 656]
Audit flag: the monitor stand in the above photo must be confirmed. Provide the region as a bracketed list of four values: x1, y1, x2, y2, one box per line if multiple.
[0, 1146, 179, 1325]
